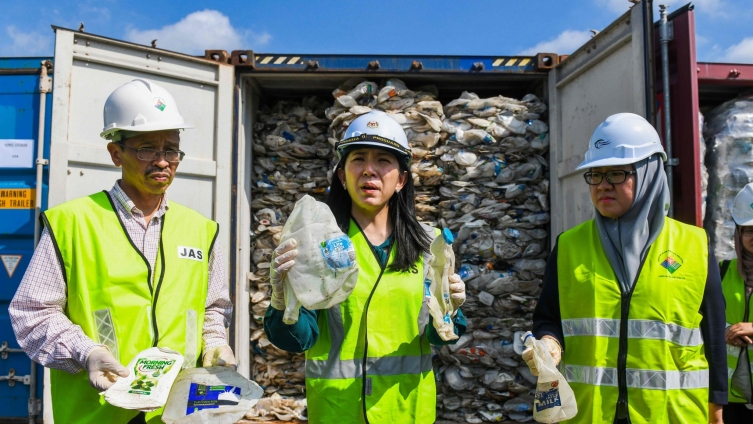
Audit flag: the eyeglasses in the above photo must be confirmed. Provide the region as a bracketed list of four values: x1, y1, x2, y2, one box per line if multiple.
[741, 227, 753, 236]
[115, 143, 185, 162]
[583, 170, 637, 185]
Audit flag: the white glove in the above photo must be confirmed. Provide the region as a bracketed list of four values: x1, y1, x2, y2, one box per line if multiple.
[202, 344, 237, 370]
[449, 273, 466, 309]
[522, 336, 562, 376]
[85, 346, 129, 391]
[270, 239, 298, 311]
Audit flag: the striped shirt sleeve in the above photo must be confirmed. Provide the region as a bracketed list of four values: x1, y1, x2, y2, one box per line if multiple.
[9, 228, 101, 373]
[202, 242, 233, 349]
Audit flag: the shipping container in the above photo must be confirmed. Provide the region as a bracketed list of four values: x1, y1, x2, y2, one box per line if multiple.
[9, 1, 752, 422]
[0, 57, 52, 422]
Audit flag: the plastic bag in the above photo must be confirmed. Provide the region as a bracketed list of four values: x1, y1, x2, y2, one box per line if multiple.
[104, 347, 184, 412]
[162, 367, 264, 424]
[279, 195, 359, 324]
[425, 228, 458, 341]
[522, 332, 577, 423]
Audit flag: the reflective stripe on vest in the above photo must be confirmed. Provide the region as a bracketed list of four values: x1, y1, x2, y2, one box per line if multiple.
[557, 217, 709, 424]
[720, 260, 753, 403]
[304, 220, 437, 424]
[562, 318, 703, 347]
[565, 365, 709, 390]
[44, 192, 216, 424]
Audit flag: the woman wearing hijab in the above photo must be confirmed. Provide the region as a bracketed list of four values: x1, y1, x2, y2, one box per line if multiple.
[720, 183, 753, 422]
[525, 113, 727, 424]
[263, 110, 467, 424]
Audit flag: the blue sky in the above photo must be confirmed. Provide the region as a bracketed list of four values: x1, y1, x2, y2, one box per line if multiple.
[2, 0, 752, 63]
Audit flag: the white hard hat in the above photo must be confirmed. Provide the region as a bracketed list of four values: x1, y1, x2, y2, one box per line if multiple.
[336, 110, 411, 164]
[576, 113, 667, 170]
[732, 183, 753, 226]
[100, 79, 193, 140]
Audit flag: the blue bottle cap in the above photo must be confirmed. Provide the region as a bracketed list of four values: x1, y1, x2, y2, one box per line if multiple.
[442, 228, 454, 244]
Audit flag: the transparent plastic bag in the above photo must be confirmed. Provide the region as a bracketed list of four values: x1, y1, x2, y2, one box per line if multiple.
[425, 228, 458, 341]
[279, 195, 359, 324]
[522, 332, 577, 423]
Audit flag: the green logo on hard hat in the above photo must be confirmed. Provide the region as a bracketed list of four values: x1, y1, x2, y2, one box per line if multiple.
[594, 139, 610, 149]
[154, 97, 166, 111]
[749, 202, 753, 210]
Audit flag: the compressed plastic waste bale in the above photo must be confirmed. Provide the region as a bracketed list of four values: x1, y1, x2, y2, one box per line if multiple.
[162, 367, 264, 424]
[104, 347, 184, 412]
[279, 195, 359, 324]
[704, 95, 753, 260]
[244, 392, 308, 421]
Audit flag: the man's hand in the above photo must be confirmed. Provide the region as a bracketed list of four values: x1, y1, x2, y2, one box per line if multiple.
[725, 322, 753, 346]
[86, 347, 129, 391]
[709, 402, 723, 424]
[449, 274, 466, 309]
[270, 239, 298, 311]
[521, 336, 562, 376]
[202, 345, 236, 370]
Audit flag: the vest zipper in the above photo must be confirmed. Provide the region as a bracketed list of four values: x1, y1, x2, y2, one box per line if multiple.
[151, 225, 167, 347]
[742, 290, 753, 401]
[615, 254, 649, 423]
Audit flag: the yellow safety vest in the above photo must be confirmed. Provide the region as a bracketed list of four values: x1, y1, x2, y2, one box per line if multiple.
[557, 217, 708, 424]
[304, 220, 436, 423]
[43, 191, 217, 424]
[720, 259, 753, 403]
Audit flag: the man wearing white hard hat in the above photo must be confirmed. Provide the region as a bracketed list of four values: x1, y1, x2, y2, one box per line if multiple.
[525, 113, 727, 423]
[719, 183, 753, 422]
[9, 79, 235, 423]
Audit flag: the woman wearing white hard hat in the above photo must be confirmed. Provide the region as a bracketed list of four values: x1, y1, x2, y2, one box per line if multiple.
[720, 183, 753, 422]
[263, 110, 468, 423]
[526, 113, 727, 423]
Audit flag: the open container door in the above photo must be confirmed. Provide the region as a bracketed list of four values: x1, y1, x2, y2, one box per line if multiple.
[549, 2, 653, 240]
[46, 27, 234, 421]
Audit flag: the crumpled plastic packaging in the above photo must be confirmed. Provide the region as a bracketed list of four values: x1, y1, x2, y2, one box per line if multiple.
[425, 228, 458, 341]
[162, 367, 264, 424]
[249, 82, 550, 422]
[704, 94, 753, 261]
[104, 347, 184, 412]
[279, 195, 359, 324]
[244, 392, 308, 421]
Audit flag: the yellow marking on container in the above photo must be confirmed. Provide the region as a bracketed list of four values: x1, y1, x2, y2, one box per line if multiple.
[255, 56, 262, 61]
[288, 56, 301, 65]
[260, 56, 274, 64]
[519, 58, 531, 66]
[0, 189, 35, 209]
[505, 58, 518, 66]
[274, 56, 287, 65]
[492, 59, 505, 67]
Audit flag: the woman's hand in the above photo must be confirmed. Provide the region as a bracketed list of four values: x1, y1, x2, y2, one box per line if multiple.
[725, 322, 753, 346]
[449, 274, 465, 309]
[269, 239, 298, 311]
[709, 402, 723, 424]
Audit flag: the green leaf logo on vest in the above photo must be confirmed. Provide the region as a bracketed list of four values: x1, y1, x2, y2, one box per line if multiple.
[659, 250, 683, 274]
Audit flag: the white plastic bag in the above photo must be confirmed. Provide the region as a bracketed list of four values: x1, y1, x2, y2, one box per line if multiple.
[522, 332, 577, 423]
[280, 195, 359, 324]
[104, 347, 184, 412]
[162, 367, 264, 424]
[425, 228, 458, 341]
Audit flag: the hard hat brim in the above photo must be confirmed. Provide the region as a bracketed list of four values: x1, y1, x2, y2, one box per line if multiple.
[575, 151, 667, 171]
[732, 212, 753, 227]
[100, 120, 195, 140]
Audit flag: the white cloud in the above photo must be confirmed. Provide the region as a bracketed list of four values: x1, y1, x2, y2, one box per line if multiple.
[1, 26, 53, 56]
[125, 10, 271, 55]
[594, 0, 635, 14]
[518, 30, 592, 56]
[720, 38, 753, 63]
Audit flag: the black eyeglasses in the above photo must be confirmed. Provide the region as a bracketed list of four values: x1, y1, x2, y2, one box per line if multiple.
[583, 170, 637, 185]
[115, 142, 185, 162]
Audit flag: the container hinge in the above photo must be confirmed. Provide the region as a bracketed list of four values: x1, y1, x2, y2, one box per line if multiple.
[666, 158, 679, 166]
[36, 158, 49, 166]
[39, 77, 52, 93]
[0, 369, 31, 387]
[0, 341, 26, 360]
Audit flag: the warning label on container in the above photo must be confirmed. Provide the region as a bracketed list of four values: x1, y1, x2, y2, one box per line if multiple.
[1, 255, 22, 279]
[0, 189, 35, 209]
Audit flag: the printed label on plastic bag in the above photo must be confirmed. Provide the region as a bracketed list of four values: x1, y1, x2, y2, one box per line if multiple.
[319, 236, 355, 272]
[128, 357, 178, 395]
[186, 383, 241, 415]
[535, 382, 562, 412]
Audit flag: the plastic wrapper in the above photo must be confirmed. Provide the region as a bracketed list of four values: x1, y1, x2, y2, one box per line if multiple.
[522, 332, 577, 422]
[279, 195, 359, 324]
[704, 95, 753, 261]
[104, 347, 184, 412]
[249, 82, 550, 422]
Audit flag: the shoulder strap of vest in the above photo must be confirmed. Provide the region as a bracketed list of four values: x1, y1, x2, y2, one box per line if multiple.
[421, 223, 437, 282]
[720, 260, 732, 280]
